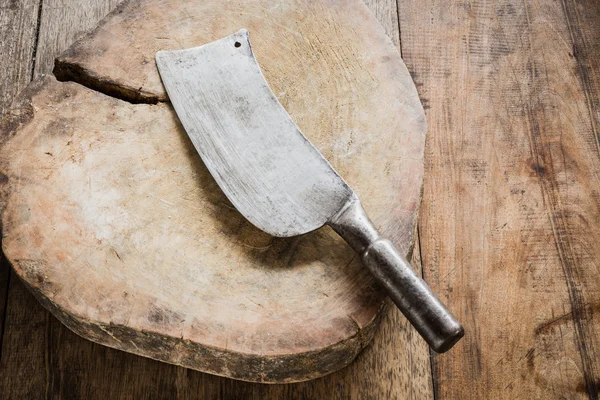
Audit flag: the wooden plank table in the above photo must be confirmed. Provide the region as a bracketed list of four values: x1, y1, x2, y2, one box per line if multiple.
[0, 0, 598, 398]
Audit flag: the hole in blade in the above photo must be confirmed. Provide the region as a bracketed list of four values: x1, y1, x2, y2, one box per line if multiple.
[234, 41, 241, 48]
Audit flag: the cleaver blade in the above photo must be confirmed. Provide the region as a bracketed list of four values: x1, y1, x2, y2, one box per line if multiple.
[156, 29, 463, 353]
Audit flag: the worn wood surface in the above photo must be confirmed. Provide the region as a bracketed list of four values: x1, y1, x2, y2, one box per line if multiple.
[0, 0, 41, 378]
[398, 0, 600, 398]
[33, 0, 123, 77]
[0, 0, 40, 115]
[1, 0, 599, 398]
[4, 3, 427, 390]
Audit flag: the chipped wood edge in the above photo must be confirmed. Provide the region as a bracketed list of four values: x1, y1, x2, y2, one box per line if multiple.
[10, 255, 384, 383]
[52, 0, 166, 104]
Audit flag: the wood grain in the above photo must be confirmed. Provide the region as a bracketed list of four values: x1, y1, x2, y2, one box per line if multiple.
[398, 0, 600, 398]
[0, 0, 40, 115]
[361, 0, 401, 49]
[0, 271, 432, 400]
[33, 0, 124, 76]
[0, 0, 123, 342]
[0, 0, 434, 396]
[0, 0, 41, 364]
[7, 0, 598, 397]
[0, 0, 434, 390]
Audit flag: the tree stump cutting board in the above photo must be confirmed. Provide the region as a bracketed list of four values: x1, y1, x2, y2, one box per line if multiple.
[0, 0, 426, 383]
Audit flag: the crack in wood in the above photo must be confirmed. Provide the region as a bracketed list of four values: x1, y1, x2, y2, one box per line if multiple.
[53, 60, 161, 105]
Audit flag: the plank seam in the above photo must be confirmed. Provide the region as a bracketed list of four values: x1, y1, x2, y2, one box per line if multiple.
[394, 0, 403, 57]
[417, 226, 438, 400]
[30, 0, 44, 81]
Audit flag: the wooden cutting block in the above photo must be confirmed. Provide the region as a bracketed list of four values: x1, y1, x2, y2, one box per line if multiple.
[0, 0, 426, 383]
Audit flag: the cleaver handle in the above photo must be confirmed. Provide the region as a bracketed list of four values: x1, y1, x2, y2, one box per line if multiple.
[328, 199, 464, 353]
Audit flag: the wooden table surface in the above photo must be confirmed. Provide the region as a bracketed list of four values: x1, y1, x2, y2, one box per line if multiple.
[0, 0, 598, 398]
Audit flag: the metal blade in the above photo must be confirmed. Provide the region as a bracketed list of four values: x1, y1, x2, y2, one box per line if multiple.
[156, 30, 354, 237]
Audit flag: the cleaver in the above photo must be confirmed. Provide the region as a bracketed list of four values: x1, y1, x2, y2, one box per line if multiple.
[156, 30, 463, 352]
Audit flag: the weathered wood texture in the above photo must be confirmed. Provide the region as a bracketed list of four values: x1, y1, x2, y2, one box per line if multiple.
[33, 0, 124, 76]
[0, 0, 39, 116]
[0, 0, 127, 389]
[399, 0, 600, 398]
[3, 0, 598, 398]
[0, 0, 433, 393]
[361, 0, 400, 49]
[0, 0, 40, 369]
[0, 0, 122, 343]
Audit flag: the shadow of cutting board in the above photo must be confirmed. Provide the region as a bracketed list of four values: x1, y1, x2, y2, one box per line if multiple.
[0, 0, 426, 383]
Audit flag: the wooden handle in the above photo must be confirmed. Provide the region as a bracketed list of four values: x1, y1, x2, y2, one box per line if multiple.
[328, 199, 464, 353]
